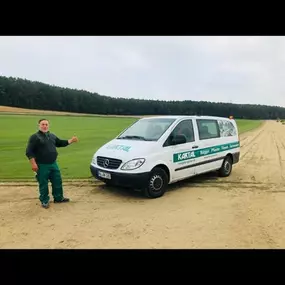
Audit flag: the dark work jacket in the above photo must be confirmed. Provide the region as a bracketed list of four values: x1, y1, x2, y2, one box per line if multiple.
[25, 130, 69, 164]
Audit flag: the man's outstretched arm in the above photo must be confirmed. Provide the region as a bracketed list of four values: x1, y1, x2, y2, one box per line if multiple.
[55, 135, 78, 147]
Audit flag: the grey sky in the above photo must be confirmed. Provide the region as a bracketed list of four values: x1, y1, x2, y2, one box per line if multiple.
[0, 36, 285, 107]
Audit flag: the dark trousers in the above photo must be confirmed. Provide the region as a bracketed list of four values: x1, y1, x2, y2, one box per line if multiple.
[36, 162, 64, 204]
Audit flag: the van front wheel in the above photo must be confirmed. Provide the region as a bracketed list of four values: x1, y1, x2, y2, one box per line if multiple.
[144, 167, 168, 198]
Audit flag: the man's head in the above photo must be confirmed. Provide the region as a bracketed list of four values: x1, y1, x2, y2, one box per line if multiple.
[38, 119, 49, 133]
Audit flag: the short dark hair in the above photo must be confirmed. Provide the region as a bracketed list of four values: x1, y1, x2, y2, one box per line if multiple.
[38, 118, 49, 124]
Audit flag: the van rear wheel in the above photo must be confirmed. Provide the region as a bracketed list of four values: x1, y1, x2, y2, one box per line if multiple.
[143, 167, 168, 198]
[219, 156, 233, 177]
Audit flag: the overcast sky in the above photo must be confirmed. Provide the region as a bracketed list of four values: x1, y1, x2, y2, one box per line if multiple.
[0, 36, 285, 107]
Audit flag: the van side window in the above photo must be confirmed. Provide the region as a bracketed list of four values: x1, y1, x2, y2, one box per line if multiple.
[197, 119, 220, 140]
[163, 119, 195, 147]
[217, 120, 237, 137]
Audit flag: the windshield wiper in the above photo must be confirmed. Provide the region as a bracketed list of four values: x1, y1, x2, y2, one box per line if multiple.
[118, 135, 147, 141]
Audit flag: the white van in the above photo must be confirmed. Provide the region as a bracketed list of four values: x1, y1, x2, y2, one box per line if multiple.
[90, 115, 240, 198]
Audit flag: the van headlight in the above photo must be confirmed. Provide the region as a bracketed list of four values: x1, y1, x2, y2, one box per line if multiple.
[91, 156, 97, 165]
[121, 158, 145, 170]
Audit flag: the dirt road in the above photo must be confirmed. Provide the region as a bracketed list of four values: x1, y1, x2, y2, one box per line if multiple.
[2, 120, 285, 249]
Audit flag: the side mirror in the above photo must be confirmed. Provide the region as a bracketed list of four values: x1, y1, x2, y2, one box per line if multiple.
[172, 134, 186, 145]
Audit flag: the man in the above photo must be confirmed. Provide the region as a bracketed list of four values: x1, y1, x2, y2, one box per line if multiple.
[25, 118, 78, 209]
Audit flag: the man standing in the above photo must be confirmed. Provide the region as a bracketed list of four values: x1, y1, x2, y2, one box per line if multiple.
[25, 118, 78, 209]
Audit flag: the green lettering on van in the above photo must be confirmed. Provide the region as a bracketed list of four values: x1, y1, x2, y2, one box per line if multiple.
[173, 141, 240, 162]
[106, 144, 131, 152]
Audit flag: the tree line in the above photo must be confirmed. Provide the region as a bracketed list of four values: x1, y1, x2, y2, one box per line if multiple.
[0, 75, 284, 119]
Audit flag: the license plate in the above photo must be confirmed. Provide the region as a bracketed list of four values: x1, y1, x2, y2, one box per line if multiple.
[98, 171, 111, 179]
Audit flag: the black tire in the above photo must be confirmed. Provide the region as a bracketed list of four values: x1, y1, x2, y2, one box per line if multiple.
[143, 167, 169, 198]
[219, 155, 233, 177]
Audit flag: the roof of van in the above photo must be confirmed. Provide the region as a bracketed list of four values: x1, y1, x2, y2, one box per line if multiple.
[141, 115, 233, 120]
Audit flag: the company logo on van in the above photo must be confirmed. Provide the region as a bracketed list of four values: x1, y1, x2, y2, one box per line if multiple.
[176, 151, 196, 161]
[106, 144, 131, 152]
[173, 141, 240, 163]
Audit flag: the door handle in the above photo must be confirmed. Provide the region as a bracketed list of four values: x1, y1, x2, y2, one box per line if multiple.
[192, 145, 199, 149]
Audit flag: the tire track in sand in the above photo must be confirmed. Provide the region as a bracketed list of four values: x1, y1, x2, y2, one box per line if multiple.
[229, 121, 284, 184]
[222, 121, 285, 248]
[271, 132, 285, 181]
[239, 128, 264, 155]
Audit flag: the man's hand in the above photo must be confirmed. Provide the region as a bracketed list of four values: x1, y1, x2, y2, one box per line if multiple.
[30, 158, 38, 172]
[68, 136, 78, 144]
[32, 163, 38, 172]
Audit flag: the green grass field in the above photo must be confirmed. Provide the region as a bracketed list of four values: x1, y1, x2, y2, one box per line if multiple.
[235, 119, 263, 133]
[0, 114, 262, 180]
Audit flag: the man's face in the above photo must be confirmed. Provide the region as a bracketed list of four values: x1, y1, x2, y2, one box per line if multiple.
[39, 120, 49, 133]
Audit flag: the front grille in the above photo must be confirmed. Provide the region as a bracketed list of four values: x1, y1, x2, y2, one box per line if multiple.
[97, 156, 122, 170]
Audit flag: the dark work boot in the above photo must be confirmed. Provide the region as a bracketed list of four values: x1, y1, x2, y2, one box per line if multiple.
[54, 198, 70, 203]
[42, 202, 50, 209]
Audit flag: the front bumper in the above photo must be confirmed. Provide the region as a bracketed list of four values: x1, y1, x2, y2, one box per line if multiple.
[90, 165, 149, 189]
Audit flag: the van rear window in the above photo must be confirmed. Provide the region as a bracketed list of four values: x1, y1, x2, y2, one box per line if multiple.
[217, 120, 237, 137]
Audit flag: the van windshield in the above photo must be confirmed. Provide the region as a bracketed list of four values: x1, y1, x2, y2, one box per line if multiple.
[117, 118, 176, 141]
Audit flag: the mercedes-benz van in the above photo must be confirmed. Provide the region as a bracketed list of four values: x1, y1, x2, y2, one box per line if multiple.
[90, 115, 240, 198]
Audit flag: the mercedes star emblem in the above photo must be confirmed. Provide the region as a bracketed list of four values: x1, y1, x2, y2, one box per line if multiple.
[103, 159, 109, 168]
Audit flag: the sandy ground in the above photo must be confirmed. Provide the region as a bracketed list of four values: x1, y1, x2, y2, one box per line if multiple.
[2, 120, 285, 249]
